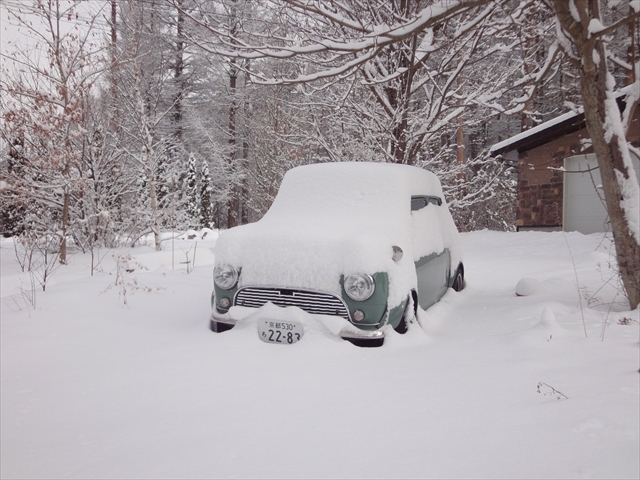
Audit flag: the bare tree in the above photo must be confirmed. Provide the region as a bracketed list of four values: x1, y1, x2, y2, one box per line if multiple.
[179, 0, 640, 309]
[111, 0, 187, 250]
[549, 0, 639, 309]
[0, 0, 104, 263]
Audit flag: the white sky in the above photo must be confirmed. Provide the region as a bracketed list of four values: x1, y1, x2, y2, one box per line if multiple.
[0, 0, 104, 65]
[1, 2, 31, 57]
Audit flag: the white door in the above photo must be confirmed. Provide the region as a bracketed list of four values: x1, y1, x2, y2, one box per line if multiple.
[563, 153, 640, 234]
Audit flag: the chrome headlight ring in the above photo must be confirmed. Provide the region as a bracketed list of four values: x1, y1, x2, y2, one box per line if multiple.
[213, 264, 239, 290]
[344, 273, 375, 302]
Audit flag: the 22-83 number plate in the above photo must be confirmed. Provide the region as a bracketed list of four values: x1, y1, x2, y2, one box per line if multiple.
[258, 319, 304, 345]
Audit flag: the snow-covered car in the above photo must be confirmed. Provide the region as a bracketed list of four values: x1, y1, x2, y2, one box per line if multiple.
[210, 162, 464, 347]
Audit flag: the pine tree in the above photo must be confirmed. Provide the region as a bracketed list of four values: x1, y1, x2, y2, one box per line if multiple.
[199, 162, 214, 229]
[186, 154, 199, 228]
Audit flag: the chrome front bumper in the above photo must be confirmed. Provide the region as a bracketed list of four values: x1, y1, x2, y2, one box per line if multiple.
[338, 327, 385, 347]
[210, 308, 386, 346]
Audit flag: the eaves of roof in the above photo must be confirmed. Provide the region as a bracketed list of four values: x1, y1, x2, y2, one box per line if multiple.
[490, 90, 632, 157]
[489, 111, 586, 157]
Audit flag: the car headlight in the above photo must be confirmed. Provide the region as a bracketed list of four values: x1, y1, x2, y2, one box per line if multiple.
[213, 265, 239, 290]
[344, 273, 375, 301]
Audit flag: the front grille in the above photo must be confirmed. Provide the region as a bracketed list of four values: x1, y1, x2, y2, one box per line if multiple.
[235, 287, 350, 321]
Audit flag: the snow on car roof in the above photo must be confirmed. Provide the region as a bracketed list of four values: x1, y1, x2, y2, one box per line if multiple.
[268, 161, 446, 218]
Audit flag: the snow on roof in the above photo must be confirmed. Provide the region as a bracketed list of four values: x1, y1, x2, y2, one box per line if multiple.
[265, 161, 445, 221]
[489, 109, 582, 155]
[490, 87, 634, 156]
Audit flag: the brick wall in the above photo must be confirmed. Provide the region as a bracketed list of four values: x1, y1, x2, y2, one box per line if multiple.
[516, 130, 588, 229]
[515, 106, 639, 230]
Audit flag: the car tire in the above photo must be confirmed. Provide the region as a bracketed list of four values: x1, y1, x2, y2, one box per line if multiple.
[394, 317, 408, 334]
[452, 265, 464, 292]
[394, 293, 416, 334]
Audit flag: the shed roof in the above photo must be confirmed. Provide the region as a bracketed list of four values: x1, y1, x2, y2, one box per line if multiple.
[490, 88, 632, 157]
[489, 110, 585, 157]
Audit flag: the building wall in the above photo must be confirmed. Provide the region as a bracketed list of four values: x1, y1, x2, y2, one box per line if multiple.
[516, 130, 589, 229]
[515, 106, 639, 230]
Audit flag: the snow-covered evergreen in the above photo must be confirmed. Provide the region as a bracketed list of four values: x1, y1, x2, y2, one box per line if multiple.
[199, 161, 214, 229]
[186, 154, 199, 229]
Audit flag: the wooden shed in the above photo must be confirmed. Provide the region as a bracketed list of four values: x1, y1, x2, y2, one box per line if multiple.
[490, 99, 640, 233]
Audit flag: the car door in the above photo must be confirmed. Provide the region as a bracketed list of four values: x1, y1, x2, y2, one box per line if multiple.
[411, 195, 451, 310]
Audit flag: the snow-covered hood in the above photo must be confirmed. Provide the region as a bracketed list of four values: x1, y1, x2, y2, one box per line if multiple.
[214, 215, 416, 307]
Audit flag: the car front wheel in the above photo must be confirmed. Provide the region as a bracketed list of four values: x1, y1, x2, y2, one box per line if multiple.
[394, 293, 416, 334]
[452, 265, 464, 292]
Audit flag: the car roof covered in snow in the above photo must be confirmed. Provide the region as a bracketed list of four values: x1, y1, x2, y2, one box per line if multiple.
[264, 161, 445, 221]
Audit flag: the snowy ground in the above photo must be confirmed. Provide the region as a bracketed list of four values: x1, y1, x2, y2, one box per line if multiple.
[1, 230, 638, 479]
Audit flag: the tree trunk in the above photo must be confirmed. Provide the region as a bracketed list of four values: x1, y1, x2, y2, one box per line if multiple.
[552, 0, 640, 309]
[580, 76, 640, 309]
[133, 53, 162, 251]
[173, 0, 185, 142]
[227, 0, 240, 228]
[147, 157, 162, 252]
[59, 190, 69, 264]
[456, 72, 466, 196]
[627, 4, 636, 86]
[227, 63, 239, 228]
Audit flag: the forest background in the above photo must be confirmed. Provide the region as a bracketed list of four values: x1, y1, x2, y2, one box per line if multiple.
[1, 0, 638, 306]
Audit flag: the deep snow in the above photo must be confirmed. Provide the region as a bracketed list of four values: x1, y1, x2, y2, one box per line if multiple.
[1, 230, 638, 479]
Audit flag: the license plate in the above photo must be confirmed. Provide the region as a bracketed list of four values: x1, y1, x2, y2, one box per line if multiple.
[258, 319, 304, 345]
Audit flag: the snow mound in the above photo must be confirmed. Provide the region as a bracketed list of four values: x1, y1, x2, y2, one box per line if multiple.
[515, 277, 546, 296]
[522, 306, 573, 342]
[539, 306, 561, 328]
[515, 277, 578, 305]
[199, 228, 217, 239]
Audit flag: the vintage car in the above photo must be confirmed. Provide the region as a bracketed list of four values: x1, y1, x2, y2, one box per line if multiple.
[210, 162, 464, 347]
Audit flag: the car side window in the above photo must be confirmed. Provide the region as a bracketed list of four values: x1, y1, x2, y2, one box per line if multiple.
[411, 195, 442, 211]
